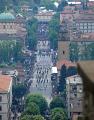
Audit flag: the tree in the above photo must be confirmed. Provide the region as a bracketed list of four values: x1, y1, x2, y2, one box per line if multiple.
[48, 13, 60, 50]
[51, 108, 67, 120]
[26, 94, 48, 114]
[20, 114, 45, 120]
[24, 102, 40, 115]
[58, 64, 67, 92]
[13, 83, 27, 99]
[0, 0, 6, 13]
[34, 0, 41, 6]
[67, 66, 77, 77]
[57, 0, 68, 12]
[20, 115, 33, 120]
[33, 115, 45, 120]
[32, 5, 38, 14]
[40, 0, 56, 10]
[0, 40, 22, 63]
[26, 18, 38, 50]
[87, 42, 94, 60]
[50, 97, 64, 109]
[70, 42, 79, 62]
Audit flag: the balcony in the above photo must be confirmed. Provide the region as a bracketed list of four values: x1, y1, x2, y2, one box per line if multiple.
[77, 61, 94, 120]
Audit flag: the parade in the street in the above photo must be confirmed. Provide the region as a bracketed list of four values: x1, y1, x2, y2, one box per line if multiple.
[30, 22, 52, 103]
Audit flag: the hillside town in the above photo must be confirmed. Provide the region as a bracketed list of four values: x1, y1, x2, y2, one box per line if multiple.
[0, 0, 93, 120]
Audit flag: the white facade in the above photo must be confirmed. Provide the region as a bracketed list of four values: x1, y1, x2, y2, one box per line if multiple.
[51, 67, 58, 74]
[34, 12, 54, 22]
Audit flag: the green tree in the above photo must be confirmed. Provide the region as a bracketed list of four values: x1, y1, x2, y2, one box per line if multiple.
[57, 0, 68, 12]
[27, 18, 38, 50]
[13, 83, 27, 99]
[0, 40, 22, 63]
[0, 0, 6, 13]
[51, 108, 67, 120]
[40, 0, 56, 10]
[50, 97, 64, 109]
[26, 94, 48, 114]
[48, 13, 60, 50]
[86, 42, 94, 60]
[20, 114, 45, 120]
[58, 64, 67, 92]
[34, 0, 41, 6]
[20, 115, 33, 120]
[33, 115, 45, 120]
[70, 42, 79, 62]
[24, 102, 40, 115]
[67, 66, 77, 77]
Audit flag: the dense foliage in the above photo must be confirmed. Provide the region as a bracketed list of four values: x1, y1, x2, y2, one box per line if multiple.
[0, 40, 22, 63]
[32, 115, 45, 120]
[24, 102, 40, 115]
[20, 115, 45, 120]
[50, 96, 64, 109]
[13, 84, 27, 99]
[48, 13, 60, 50]
[26, 94, 48, 114]
[70, 42, 94, 61]
[51, 108, 67, 120]
[57, 0, 68, 12]
[26, 18, 38, 50]
[58, 64, 67, 92]
[20, 115, 32, 120]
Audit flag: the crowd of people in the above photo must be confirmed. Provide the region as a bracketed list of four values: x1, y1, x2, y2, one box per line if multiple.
[34, 52, 51, 90]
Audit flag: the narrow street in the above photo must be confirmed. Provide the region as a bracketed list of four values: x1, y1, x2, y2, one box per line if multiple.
[30, 22, 53, 104]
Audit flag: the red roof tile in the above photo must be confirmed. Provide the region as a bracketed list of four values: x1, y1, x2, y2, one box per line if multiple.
[0, 75, 12, 92]
[57, 60, 76, 70]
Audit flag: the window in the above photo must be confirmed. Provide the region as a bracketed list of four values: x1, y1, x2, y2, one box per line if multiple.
[0, 115, 2, 120]
[84, 30, 88, 33]
[0, 96, 2, 102]
[88, 29, 92, 33]
[3, 25, 6, 29]
[84, 25, 87, 29]
[80, 26, 84, 29]
[0, 106, 2, 111]
[88, 23, 91, 26]
[10, 25, 12, 29]
[62, 50, 65, 55]
[88, 26, 92, 29]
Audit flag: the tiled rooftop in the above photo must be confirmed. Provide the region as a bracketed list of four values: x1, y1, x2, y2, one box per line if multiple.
[0, 75, 12, 92]
[56, 60, 76, 70]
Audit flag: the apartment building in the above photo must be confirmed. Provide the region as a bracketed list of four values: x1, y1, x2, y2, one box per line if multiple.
[0, 75, 12, 120]
[75, 10, 94, 33]
[66, 75, 83, 120]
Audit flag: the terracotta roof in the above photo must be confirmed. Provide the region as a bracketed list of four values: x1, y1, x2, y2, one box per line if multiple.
[57, 60, 76, 70]
[0, 75, 12, 93]
[88, 1, 94, 7]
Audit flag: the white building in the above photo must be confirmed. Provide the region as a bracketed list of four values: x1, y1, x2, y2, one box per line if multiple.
[66, 75, 83, 120]
[0, 75, 12, 120]
[34, 11, 55, 22]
